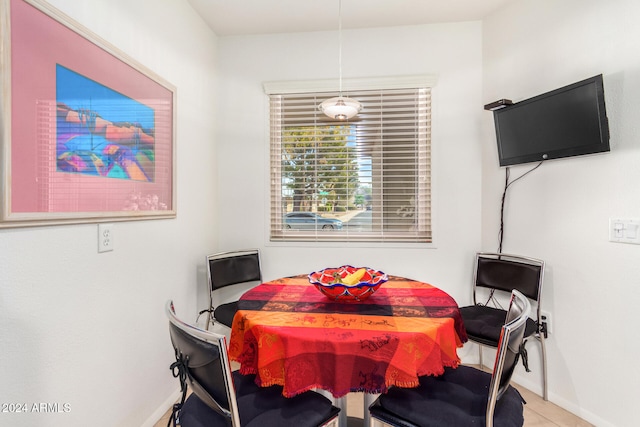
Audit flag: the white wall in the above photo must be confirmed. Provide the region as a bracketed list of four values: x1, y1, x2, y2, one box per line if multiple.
[482, 1, 640, 426]
[0, 1, 218, 426]
[215, 22, 485, 307]
[5, 1, 634, 426]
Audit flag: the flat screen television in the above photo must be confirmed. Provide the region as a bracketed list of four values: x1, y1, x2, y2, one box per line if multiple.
[492, 74, 610, 166]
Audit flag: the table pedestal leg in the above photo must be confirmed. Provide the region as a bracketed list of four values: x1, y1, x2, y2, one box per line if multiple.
[363, 392, 377, 426]
[334, 396, 347, 426]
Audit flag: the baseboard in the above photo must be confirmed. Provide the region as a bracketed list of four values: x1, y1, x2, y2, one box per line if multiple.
[511, 374, 614, 427]
[140, 388, 181, 427]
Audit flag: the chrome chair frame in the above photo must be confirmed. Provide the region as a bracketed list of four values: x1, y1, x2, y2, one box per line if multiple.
[205, 249, 261, 330]
[465, 252, 547, 400]
[167, 300, 241, 426]
[167, 300, 340, 427]
[487, 290, 530, 424]
[369, 290, 530, 427]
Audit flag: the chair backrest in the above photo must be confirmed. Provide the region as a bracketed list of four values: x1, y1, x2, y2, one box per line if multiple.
[207, 249, 262, 291]
[166, 300, 242, 427]
[473, 252, 544, 302]
[485, 290, 531, 427]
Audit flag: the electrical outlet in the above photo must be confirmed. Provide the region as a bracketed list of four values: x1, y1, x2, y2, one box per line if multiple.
[98, 223, 114, 253]
[609, 218, 640, 244]
[541, 310, 552, 335]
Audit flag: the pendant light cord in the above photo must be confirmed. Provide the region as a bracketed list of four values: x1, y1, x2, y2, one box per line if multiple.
[338, 0, 343, 95]
[318, 0, 362, 120]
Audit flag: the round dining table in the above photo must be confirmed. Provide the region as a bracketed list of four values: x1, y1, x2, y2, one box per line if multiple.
[228, 274, 467, 426]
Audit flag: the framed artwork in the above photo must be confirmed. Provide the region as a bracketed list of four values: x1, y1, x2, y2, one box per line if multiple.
[0, 0, 176, 228]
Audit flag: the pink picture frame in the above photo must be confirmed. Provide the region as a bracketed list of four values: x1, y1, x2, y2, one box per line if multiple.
[0, 0, 176, 228]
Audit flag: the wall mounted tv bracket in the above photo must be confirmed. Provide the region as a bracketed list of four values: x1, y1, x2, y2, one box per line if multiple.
[484, 99, 513, 111]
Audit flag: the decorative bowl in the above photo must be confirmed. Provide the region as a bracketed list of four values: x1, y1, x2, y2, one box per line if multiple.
[308, 265, 388, 302]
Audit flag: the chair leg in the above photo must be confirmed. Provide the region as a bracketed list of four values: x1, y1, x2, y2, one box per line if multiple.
[206, 291, 214, 331]
[537, 333, 548, 401]
[206, 311, 213, 331]
[478, 343, 484, 369]
[474, 336, 547, 401]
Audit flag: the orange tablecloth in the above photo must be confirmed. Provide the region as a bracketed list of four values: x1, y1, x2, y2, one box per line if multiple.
[229, 275, 467, 398]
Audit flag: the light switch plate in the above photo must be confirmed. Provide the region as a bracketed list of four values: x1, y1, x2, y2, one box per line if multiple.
[609, 218, 640, 245]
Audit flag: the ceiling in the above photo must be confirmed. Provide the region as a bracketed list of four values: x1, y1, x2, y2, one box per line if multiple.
[186, 0, 511, 37]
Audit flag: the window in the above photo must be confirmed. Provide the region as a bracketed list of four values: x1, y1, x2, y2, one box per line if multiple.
[267, 79, 432, 243]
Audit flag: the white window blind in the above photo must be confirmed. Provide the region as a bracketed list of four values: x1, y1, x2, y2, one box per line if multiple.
[270, 87, 431, 243]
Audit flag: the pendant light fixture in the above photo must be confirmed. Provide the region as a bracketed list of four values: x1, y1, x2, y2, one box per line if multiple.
[319, 0, 362, 120]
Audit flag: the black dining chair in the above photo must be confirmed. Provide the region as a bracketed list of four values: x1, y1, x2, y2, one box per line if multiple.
[166, 300, 340, 427]
[368, 289, 530, 427]
[203, 249, 262, 330]
[459, 252, 547, 400]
